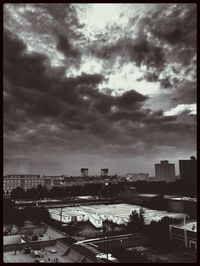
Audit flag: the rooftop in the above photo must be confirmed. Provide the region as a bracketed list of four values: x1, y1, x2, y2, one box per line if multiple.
[3, 225, 98, 263]
[49, 203, 189, 226]
[4, 241, 87, 263]
[137, 193, 177, 198]
[173, 221, 197, 232]
[170, 197, 197, 202]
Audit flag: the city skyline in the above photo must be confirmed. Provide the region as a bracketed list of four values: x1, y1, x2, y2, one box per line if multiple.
[3, 157, 195, 177]
[4, 4, 196, 176]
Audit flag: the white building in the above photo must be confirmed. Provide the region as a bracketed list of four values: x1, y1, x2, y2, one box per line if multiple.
[89, 215, 103, 228]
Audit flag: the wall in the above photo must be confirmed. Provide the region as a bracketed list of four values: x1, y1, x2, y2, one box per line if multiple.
[3, 235, 22, 246]
[170, 227, 197, 253]
[3, 239, 56, 252]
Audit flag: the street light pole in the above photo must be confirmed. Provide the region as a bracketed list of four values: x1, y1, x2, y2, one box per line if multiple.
[103, 182, 109, 262]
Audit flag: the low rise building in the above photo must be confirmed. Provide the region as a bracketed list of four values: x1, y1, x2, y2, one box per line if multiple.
[169, 220, 197, 253]
[3, 173, 127, 195]
[89, 214, 103, 228]
[3, 223, 100, 263]
[3, 175, 42, 194]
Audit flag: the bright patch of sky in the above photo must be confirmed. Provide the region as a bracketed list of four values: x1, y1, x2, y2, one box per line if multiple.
[98, 61, 161, 96]
[164, 104, 196, 116]
[65, 55, 104, 77]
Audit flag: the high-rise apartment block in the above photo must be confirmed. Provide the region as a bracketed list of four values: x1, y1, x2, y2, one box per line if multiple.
[155, 160, 176, 183]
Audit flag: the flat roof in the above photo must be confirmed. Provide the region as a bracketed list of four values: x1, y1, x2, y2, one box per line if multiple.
[49, 203, 188, 225]
[137, 194, 178, 198]
[4, 242, 85, 263]
[173, 221, 197, 232]
[170, 197, 197, 202]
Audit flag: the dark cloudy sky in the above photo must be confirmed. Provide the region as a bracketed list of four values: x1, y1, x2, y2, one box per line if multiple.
[3, 3, 196, 176]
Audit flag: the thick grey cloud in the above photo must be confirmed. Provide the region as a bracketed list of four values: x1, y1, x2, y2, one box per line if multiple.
[90, 4, 196, 96]
[150, 4, 196, 47]
[56, 34, 80, 58]
[3, 4, 196, 175]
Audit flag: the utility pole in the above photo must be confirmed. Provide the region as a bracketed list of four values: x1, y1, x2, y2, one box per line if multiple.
[104, 219, 109, 262]
[60, 207, 63, 222]
[183, 217, 188, 248]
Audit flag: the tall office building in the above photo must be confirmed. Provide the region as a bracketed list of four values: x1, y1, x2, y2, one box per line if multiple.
[155, 160, 176, 183]
[179, 156, 197, 189]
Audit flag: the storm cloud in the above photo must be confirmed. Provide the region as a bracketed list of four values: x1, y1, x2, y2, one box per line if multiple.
[3, 3, 196, 175]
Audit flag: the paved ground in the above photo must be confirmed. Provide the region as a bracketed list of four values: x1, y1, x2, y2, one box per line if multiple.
[46, 227, 67, 240]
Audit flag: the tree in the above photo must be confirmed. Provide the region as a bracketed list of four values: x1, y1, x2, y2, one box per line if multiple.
[139, 208, 145, 227]
[37, 185, 49, 199]
[128, 208, 145, 232]
[111, 246, 148, 263]
[25, 188, 39, 200]
[149, 194, 166, 210]
[37, 207, 51, 223]
[11, 187, 26, 200]
[24, 206, 50, 225]
[144, 216, 182, 250]
[3, 198, 15, 225]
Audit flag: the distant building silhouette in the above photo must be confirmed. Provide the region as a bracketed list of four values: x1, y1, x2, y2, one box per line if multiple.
[155, 160, 176, 183]
[126, 173, 149, 182]
[81, 168, 88, 177]
[3, 174, 41, 194]
[179, 156, 197, 192]
[101, 168, 108, 177]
